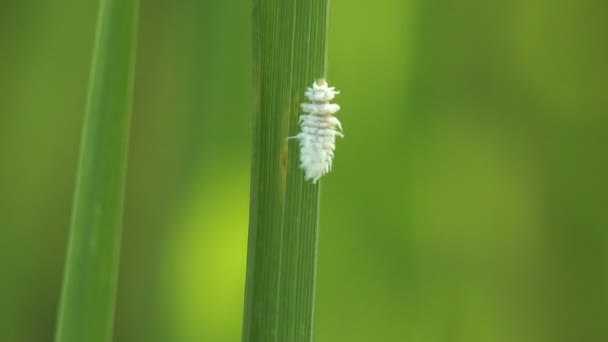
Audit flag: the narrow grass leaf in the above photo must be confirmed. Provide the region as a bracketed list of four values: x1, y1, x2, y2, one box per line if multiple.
[54, 1, 139, 341]
[243, 1, 331, 341]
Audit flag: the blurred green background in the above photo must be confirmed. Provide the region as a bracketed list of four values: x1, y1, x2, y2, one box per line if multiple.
[1, 0, 607, 341]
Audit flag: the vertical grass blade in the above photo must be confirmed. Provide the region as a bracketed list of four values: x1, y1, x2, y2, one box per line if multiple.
[54, 1, 139, 341]
[243, 0, 330, 341]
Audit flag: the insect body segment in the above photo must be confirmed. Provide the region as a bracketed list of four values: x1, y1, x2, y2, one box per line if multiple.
[294, 79, 342, 183]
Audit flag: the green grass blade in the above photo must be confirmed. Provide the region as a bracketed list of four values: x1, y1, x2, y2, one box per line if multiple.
[54, 1, 139, 341]
[243, 1, 330, 341]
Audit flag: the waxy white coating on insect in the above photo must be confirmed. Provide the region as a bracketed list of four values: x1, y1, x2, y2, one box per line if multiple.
[294, 79, 342, 183]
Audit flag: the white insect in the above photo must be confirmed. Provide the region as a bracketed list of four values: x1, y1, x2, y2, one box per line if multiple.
[292, 79, 343, 183]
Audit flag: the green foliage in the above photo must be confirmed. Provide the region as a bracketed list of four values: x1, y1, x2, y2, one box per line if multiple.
[54, 1, 139, 341]
[242, 0, 330, 341]
[2, 0, 608, 341]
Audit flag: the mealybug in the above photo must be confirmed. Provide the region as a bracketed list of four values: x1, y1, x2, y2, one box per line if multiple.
[292, 79, 343, 183]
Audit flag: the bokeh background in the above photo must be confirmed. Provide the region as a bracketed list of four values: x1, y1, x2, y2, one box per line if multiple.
[1, 0, 607, 341]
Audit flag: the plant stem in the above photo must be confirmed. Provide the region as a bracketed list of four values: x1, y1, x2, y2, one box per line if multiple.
[242, 1, 331, 341]
[54, 1, 139, 341]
